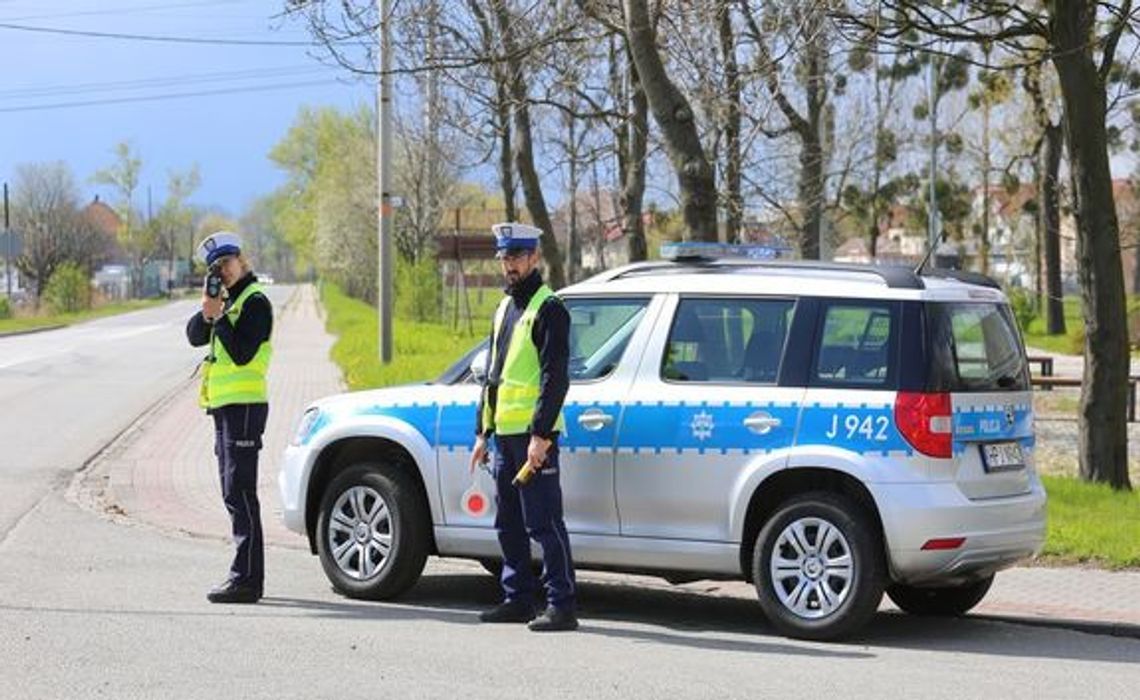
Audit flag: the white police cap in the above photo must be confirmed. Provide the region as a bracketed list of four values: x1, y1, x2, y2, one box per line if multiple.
[196, 230, 242, 266]
[491, 222, 541, 257]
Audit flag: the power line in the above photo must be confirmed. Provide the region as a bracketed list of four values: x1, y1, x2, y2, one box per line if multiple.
[0, 0, 243, 23]
[0, 79, 358, 114]
[0, 21, 328, 46]
[0, 65, 336, 100]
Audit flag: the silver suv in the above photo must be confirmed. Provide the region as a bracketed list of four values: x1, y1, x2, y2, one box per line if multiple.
[279, 257, 1045, 640]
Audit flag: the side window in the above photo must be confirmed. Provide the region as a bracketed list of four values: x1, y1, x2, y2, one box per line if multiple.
[565, 298, 649, 381]
[814, 303, 895, 386]
[662, 297, 795, 383]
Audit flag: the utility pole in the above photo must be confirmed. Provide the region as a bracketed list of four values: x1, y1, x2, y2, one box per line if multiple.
[377, 0, 393, 363]
[927, 53, 941, 261]
[4, 182, 11, 298]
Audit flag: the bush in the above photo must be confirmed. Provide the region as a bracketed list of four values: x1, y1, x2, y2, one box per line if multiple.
[395, 256, 442, 322]
[1006, 286, 1037, 332]
[0, 296, 10, 320]
[43, 263, 91, 314]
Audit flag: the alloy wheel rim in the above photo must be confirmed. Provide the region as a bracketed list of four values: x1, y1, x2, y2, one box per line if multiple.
[769, 516, 854, 619]
[327, 485, 393, 580]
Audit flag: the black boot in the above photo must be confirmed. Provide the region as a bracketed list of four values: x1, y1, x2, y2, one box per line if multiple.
[207, 580, 262, 604]
[528, 606, 578, 632]
[479, 600, 535, 623]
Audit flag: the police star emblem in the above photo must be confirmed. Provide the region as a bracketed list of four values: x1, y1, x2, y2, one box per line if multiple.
[690, 410, 715, 441]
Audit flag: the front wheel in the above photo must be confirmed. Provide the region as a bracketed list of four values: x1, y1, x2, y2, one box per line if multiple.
[316, 463, 430, 600]
[887, 575, 994, 617]
[752, 492, 885, 641]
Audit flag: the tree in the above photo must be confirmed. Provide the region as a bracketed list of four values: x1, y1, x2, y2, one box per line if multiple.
[92, 142, 147, 298]
[154, 166, 201, 291]
[837, 1, 1136, 490]
[607, 0, 718, 241]
[11, 162, 105, 304]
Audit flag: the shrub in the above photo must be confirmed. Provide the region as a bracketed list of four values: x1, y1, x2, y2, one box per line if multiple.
[0, 295, 10, 320]
[1006, 286, 1037, 332]
[43, 263, 91, 314]
[395, 256, 442, 322]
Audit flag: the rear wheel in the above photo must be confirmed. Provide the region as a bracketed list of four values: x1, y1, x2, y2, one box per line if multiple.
[316, 463, 430, 600]
[887, 575, 994, 617]
[753, 492, 885, 641]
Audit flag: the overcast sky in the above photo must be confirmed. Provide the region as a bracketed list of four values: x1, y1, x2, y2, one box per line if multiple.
[0, 0, 371, 216]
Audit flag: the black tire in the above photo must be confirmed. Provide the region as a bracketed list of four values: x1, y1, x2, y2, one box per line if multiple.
[316, 463, 430, 600]
[887, 575, 994, 617]
[752, 491, 885, 641]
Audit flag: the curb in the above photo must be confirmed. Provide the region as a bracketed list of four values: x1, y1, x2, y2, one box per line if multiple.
[0, 323, 67, 337]
[976, 613, 1140, 639]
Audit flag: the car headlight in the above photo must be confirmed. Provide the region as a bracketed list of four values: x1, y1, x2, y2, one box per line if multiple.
[291, 407, 322, 446]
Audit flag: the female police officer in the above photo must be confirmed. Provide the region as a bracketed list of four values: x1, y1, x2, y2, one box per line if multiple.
[186, 231, 273, 604]
[469, 222, 577, 632]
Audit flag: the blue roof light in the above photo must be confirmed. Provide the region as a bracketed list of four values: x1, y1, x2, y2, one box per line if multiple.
[659, 241, 792, 261]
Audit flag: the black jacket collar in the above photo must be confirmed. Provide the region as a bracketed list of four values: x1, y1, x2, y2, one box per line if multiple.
[226, 272, 258, 302]
[506, 269, 543, 306]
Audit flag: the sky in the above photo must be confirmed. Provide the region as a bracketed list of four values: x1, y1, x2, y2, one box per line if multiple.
[0, 0, 373, 216]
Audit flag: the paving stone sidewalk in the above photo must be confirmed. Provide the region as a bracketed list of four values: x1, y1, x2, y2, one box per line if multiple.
[81, 286, 1140, 638]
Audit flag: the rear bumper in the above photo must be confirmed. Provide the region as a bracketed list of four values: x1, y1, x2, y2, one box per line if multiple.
[872, 476, 1047, 585]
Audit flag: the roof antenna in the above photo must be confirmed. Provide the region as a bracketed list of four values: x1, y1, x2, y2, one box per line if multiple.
[914, 228, 946, 276]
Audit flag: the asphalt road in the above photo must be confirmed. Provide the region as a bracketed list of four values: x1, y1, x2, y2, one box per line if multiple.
[1, 293, 1138, 699]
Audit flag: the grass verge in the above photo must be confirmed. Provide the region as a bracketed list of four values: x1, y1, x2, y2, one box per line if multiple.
[0, 299, 167, 335]
[321, 282, 485, 391]
[1040, 474, 1140, 569]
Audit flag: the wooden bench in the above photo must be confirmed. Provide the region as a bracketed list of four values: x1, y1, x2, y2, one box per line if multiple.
[1026, 355, 1054, 377]
[1031, 375, 1138, 422]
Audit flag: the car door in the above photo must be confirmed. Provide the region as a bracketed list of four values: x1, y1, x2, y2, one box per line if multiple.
[435, 295, 660, 537]
[614, 294, 805, 541]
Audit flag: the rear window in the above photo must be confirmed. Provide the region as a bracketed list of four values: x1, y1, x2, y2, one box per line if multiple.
[927, 302, 1028, 392]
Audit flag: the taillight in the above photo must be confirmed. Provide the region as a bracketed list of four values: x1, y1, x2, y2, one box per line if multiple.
[894, 391, 953, 458]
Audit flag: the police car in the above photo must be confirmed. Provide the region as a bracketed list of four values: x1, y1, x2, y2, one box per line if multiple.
[279, 246, 1045, 640]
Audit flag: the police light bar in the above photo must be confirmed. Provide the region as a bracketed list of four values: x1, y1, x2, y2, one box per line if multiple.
[659, 241, 790, 261]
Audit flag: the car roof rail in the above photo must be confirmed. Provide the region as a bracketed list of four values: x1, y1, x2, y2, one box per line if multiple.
[607, 259, 927, 289]
[921, 268, 1003, 290]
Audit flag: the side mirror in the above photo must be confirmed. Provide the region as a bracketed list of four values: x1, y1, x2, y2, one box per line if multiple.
[470, 347, 489, 384]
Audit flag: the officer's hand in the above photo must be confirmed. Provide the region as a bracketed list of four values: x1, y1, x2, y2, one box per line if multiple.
[527, 435, 552, 470]
[469, 435, 488, 474]
[201, 295, 224, 322]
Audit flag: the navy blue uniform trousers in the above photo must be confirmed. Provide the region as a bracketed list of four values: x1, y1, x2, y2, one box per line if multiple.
[492, 434, 576, 612]
[212, 403, 269, 589]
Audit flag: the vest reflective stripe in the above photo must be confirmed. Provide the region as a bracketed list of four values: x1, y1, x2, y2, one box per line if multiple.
[488, 285, 566, 436]
[201, 282, 272, 408]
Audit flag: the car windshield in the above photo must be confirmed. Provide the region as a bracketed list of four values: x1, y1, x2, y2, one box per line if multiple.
[433, 338, 489, 385]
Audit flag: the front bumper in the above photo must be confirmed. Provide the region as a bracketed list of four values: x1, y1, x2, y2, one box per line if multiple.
[278, 443, 311, 535]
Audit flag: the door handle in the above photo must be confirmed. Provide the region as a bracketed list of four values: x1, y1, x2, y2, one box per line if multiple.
[743, 413, 781, 435]
[577, 409, 613, 432]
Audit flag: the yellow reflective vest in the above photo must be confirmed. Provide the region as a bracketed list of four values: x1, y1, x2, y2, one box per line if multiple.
[483, 284, 566, 436]
[200, 282, 271, 409]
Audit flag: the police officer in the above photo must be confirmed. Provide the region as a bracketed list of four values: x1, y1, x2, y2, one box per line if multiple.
[469, 222, 577, 632]
[186, 231, 273, 604]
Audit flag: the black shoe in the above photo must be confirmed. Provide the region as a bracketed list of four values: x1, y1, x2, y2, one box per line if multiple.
[528, 606, 578, 632]
[479, 600, 535, 623]
[207, 580, 262, 604]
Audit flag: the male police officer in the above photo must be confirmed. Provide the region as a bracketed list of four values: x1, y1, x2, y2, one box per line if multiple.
[469, 222, 577, 632]
[186, 231, 273, 604]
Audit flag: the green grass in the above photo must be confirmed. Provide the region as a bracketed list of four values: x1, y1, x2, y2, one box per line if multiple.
[0, 299, 167, 335]
[1040, 474, 1140, 569]
[321, 283, 486, 391]
[1021, 297, 1083, 354]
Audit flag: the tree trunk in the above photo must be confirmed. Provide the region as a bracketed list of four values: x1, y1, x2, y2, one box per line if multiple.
[1041, 122, 1065, 335]
[1051, 0, 1131, 490]
[497, 80, 516, 222]
[623, 0, 717, 241]
[566, 111, 581, 282]
[719, 0, 742, 243]
[622, 53, 649, 262]
[491, 0, 566, 288]
[797, 10, 826, 261]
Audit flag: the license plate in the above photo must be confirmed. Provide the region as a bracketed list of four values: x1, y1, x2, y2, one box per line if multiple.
[980, 441, 1024, 472]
